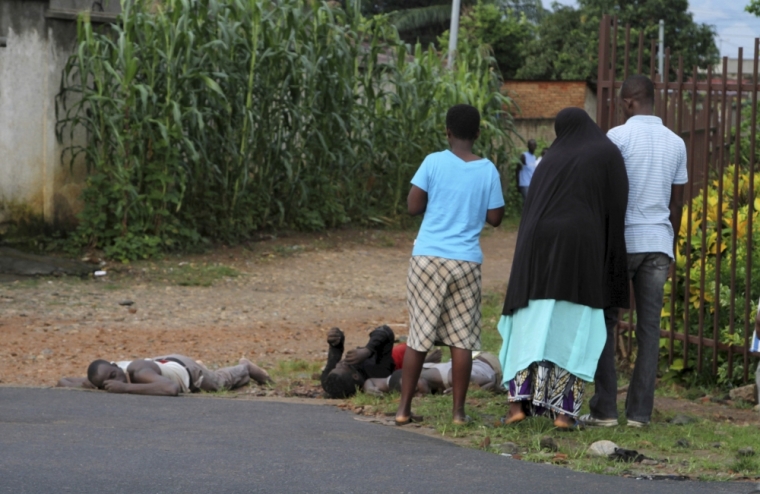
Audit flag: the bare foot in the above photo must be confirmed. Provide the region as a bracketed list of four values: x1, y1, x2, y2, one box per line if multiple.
[240, 358, 274, 385]
[553, 414, 574, 429]
[503, 411, 526, 425]
[503, 402, 526, 425]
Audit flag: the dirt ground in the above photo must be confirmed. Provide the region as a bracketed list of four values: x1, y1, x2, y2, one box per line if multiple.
[0, 228, 516, 386]
[2, 225, 758, 426]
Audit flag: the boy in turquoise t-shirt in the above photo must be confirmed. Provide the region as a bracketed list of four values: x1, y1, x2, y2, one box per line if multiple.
[395, 104, 505, 425]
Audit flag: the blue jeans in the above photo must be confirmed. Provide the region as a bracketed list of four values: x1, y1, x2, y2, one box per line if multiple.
[589, 252, 670, 423]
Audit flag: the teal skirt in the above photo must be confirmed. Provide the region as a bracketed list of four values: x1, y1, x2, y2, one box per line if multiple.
[497, 299, 606, 384]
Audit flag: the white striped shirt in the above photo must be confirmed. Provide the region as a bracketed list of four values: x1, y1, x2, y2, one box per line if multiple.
[607, 115, 688, 259]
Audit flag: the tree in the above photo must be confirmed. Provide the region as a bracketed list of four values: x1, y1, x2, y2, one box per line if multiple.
[515, 5, 590, 80]
[517, 0, 718, 81]
[747, 0, 760, 17]
[502, 0, 546, 23]
[371, 0, 543, 48]
[440, 2, 535, 79]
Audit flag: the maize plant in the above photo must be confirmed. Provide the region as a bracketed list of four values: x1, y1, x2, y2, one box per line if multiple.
[56, 0, 517, 260]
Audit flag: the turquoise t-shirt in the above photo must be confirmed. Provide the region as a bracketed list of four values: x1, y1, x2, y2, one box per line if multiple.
[411, 150, 504, 264]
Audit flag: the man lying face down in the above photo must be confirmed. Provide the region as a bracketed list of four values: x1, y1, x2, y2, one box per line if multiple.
[57, 354, 273, 396]
[363, 352, 502, 397]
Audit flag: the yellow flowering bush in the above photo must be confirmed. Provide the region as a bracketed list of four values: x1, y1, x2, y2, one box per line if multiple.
[662, 165, 760, 384]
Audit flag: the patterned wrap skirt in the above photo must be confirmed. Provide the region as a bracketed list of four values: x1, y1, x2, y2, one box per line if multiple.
[508, 360, 585, 418]
[406, 255, 482, 352]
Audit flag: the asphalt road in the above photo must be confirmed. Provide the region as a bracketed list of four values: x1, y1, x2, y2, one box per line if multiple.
[0, 388, 755, 494]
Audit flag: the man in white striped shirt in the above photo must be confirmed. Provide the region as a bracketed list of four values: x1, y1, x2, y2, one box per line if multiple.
[583, 75, 688, 428]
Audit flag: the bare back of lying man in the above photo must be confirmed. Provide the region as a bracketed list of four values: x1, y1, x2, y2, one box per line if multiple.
[57, 355, 273, 396]
[364, 352, 502, 397]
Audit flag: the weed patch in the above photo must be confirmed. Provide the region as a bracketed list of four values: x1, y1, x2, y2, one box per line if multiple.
[150, 263, 239, 287]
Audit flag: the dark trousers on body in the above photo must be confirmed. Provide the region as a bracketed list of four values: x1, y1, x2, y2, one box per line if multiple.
[589, 252, 670, 424]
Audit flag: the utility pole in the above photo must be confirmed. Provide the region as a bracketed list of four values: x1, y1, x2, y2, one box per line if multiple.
[447, 0, 462, 70]
[658, 19, 665, 81]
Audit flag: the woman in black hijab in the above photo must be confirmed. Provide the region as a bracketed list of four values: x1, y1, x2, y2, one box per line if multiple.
[497, 107, 629, 429]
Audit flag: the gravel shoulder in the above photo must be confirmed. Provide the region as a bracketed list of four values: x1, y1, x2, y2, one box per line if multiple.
[0, 227, 516, 386]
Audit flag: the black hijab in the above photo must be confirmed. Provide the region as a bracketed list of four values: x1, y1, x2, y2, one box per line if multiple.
[502, 107, 630, 315]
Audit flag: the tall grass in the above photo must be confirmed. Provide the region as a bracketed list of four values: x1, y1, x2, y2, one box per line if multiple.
[56, 0, 517, 260]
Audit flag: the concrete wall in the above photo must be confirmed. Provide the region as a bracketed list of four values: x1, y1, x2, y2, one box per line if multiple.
[513, 119, 556, 147]
[0, 0, 114, 229]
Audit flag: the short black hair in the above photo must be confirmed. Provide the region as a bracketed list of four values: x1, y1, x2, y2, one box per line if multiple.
[87, 359, 112, 388]
[621, 75, 654, 106]
[323, 370, 359, 399]
[446, 104, 480, 141]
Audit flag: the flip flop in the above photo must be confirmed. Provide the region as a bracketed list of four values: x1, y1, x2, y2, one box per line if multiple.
[554, 419, 583, 431]
[452, 415, 472, 426]
[394, 414, 424, 426]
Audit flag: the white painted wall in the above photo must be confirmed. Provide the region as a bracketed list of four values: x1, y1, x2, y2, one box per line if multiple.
[0, 0, 89, 229]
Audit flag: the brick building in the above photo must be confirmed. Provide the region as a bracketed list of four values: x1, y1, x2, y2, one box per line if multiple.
[501, 80, 597, 147]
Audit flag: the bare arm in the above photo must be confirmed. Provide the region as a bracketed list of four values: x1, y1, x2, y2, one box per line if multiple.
[363, 378, 390, 395]
[103, 368, 179, 396]
[669, 184, 685, 257]
[486, 207, 505, 227]
[407, 186, 427, 216]
[56, 377, 96, 389]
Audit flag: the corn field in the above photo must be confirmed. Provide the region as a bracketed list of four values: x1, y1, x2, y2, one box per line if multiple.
[55, 0, 516, 260]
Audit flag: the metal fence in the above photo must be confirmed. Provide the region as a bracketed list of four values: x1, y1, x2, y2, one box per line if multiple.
[596, 14, 760, 383]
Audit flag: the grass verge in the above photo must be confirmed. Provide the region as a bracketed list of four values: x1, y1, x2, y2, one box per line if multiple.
[348, 387, 760, 481]
[344, 291, 760, 482]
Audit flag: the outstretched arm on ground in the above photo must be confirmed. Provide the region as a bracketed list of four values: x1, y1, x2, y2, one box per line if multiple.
[363, 378, 390, 396]
[56, 377, 96, 389]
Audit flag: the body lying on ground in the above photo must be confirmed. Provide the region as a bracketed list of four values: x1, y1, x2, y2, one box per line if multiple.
[320, 325, 397, 399]
[57, 354, 273, 396]
[363, 352, 502, 397]
[320, 325, 441, 399]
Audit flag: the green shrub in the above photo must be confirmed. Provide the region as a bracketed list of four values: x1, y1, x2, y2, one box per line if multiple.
[664, 164, 760, 385]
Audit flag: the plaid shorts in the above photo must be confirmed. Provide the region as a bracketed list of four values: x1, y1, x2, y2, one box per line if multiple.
[406, 255, 482, 352]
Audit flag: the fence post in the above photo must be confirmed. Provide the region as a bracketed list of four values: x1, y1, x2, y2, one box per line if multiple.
[596, 15, 612, 130]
